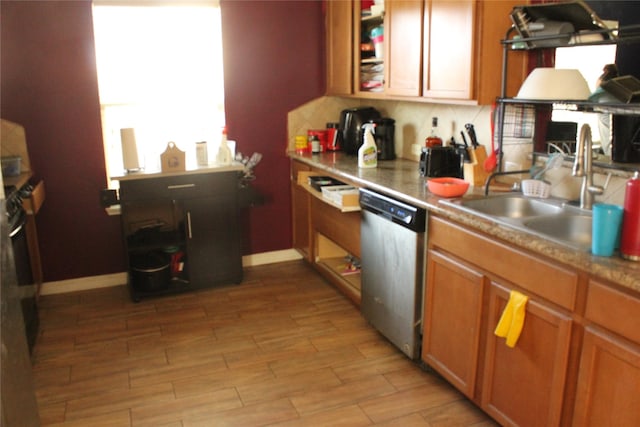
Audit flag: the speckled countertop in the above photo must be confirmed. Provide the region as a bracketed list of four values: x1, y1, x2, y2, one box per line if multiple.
[289, 151, 640, 293]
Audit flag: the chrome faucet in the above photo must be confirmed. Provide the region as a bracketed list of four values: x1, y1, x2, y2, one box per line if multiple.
[572, 124, 607, 210]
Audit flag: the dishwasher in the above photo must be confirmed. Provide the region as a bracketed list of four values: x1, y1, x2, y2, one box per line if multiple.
[359, 188, 427, 360]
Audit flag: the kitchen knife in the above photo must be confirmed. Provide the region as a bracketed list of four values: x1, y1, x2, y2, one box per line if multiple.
[465, 123, 479, 149]
[460, 131, 469, 148]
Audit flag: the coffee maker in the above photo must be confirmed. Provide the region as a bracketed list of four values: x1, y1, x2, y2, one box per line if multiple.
[372, 118, 396, 160]
[339, 107, 381, 155]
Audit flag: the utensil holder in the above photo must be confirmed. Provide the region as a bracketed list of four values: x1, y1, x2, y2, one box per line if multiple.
[463, 146, 491, 187]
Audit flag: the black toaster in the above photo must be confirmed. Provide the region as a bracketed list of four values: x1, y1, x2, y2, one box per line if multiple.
[419, 146, 464, 178]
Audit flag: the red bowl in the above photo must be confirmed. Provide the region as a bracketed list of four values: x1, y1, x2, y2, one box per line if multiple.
[427, 177, 470, 198]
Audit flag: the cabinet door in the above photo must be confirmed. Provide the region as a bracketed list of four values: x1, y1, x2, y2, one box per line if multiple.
[384, 0, 423, 96]
[423, 0, 474, 100]
[481, 281, 573, 427]
[184, 194, 242, 288]
[421, 249, 484, 399]
[291, 161, 311, 260]
[353, 1, 385, 95]
[474, 0, 528, 102]
[573, 326, 640, 426]
[326, 0, 353, 95]
[291, 183, 311, 261]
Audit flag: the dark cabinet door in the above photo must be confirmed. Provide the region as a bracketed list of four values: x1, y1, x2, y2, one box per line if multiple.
[184, 193, 242, 288]
[120, 171, 243, 299]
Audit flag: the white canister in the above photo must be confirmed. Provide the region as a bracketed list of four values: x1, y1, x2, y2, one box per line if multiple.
[195, 141, 208, 166]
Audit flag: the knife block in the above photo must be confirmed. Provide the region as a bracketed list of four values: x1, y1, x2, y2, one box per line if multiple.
[464, 146, 491, 187]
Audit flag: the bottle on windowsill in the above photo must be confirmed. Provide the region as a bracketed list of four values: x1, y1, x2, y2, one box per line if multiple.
[425, 117, 443, 148]
[216, 126, 232, 166]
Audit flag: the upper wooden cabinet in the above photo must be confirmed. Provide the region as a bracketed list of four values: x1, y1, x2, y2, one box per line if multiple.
[327, 0, 527, 104]
[473, 0, 529, 102]
[385, 0, 424, 97]
[325, 0, 353, 96]
[423, 0, 475, 100]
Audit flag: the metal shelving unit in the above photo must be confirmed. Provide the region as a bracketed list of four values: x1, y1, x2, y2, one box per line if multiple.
[495, 19, 640, 171]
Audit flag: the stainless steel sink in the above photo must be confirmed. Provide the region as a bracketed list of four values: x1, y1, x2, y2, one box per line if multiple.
[457, 195, 563, 218]
[440, 194, 592, 251]
[523, 214, 592, 250]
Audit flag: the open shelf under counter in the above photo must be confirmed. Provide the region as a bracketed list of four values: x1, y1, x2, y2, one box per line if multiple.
[315, 232, 361, 306]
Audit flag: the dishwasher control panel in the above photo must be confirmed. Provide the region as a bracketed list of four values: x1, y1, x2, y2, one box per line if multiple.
[359, 188, 426, 232]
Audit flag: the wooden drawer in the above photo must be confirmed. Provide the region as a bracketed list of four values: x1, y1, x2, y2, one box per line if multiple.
[22, 179, 45, 215]
[120, 172, 237, 202]
[312, 196, 360, 258]
[585, 279, 640, 344]
[429, 216, 579, 311]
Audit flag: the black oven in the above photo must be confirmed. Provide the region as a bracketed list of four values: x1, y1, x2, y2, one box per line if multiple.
[5, 185, 38, 353]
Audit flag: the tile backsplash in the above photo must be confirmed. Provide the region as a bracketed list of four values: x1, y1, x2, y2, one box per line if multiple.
[288, 96, 532, 168]
[287, 95, 636, 205]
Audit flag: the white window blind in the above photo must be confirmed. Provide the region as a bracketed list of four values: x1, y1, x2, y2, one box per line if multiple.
[92, 0, 225, 179]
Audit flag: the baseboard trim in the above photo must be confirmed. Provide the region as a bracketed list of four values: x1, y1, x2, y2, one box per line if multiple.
[242, 248, 303, 267]
[40, 272, 127, 296]
[39, 249, 303, 296]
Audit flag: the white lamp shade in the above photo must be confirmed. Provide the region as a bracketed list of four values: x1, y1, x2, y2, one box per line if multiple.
[516, 68, 592, 100]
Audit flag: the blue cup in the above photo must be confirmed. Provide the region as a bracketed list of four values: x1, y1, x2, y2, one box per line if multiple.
[592, 203, 624, 257]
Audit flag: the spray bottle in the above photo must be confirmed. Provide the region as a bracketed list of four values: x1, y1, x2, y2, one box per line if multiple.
[358, 122, 377, 168]
[216, 126, 232, 166]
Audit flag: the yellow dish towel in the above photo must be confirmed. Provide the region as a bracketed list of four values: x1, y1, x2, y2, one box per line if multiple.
[494, 290, 529, 348]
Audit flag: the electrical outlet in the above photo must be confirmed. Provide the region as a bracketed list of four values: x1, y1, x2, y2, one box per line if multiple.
[411, 144, 423, 156]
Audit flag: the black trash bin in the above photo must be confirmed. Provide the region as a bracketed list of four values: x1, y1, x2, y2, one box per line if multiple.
[130, 251, 170, 292]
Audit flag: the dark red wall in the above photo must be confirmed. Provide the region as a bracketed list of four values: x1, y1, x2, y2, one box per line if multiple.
[1, 0, 325, 282]
[221, 0, 325, 254]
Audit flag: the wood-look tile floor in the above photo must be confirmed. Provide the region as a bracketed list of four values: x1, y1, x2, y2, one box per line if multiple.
[33, 260, 497, 426]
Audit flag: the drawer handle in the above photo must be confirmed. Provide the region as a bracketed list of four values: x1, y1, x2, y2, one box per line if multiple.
[167, 183, 196, 190]
[187, 211, 193, 239]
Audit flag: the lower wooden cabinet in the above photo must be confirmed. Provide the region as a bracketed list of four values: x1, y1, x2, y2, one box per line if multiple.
[290, 159, 362, 305]
[422, 215, 640, 426]
[482, 281, 573, 427]
[422, 249, 484, 398]
[291, 183, 311, 261]
[573, 279, 640, 426]
[422, 216, 577, 426]
[573, 327, 640, 426]
[291, 160, 312, 261]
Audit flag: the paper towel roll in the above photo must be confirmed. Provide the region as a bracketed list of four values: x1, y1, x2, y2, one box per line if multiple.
[120, 128, 140, 171]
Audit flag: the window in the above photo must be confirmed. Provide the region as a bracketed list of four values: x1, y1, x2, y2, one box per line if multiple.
[92, 0, 225, 180]
[552, 42, 617, 151]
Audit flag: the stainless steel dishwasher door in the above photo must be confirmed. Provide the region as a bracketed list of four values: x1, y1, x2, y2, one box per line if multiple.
[360, 205, 425, 360]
